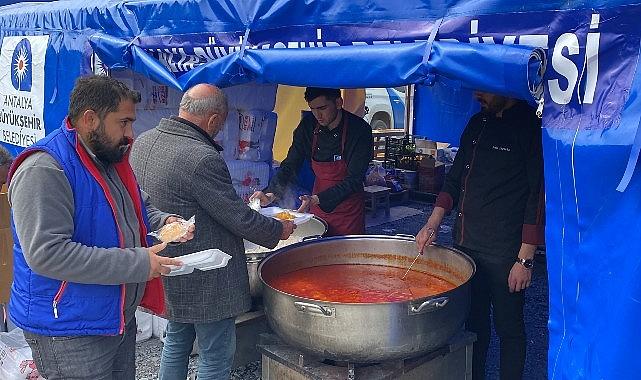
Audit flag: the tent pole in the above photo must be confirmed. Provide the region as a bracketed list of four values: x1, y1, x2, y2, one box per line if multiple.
[405, 84, 415, 136]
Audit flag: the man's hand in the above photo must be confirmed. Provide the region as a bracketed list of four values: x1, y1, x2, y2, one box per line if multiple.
[416, 207, 446, 254]
[508, 263, 532, 293]
[297, 194, 319, 213]
[147, 242, 183, 279]
[250, 191, 276, 207]
[279, 220, 296, 240]
[164, 216, 195, 243]
[508, 242, 536, 292]
[416, 225, 437, 254]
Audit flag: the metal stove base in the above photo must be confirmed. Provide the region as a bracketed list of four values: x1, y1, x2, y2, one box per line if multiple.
[258, 331, 475, 380]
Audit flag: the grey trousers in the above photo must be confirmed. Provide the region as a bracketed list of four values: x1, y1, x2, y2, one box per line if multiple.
[23, 319, 137, 380]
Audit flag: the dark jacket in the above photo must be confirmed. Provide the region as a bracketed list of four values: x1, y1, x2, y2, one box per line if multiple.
[130, 117, 282, 323]
[435, 101, 545, 258]
[266, 109, 372, 212]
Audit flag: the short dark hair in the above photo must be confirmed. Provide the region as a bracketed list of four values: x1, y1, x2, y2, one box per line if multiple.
[68, 75, 141, 123]
[304, 87, 341, 102]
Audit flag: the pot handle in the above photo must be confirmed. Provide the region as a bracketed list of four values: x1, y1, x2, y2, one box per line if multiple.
[409, 296, 449, 315]
[294, 301, 336, 318]
[302, 235, 323, 242]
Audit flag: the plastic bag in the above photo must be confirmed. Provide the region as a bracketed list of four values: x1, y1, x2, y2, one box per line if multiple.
[152, 315, 168, 341]
[228, 160, 271, 203]
[366, 163, 387, 187]
[135, 309, 152, 343]
[214, 109, 241, 161]
[248, 197, 261, 211]
[0, 328, 44, 380]
[386, 179, 404, 192]
[237, 111, 277, 162]
[149, 216, 195, 243]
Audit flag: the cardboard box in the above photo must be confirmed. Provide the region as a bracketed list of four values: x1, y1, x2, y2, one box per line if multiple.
[417, 154, 447, 172]
[0, 192, 13, 304]
[418, 179, 444, 193]
[417, 153, 435, 167]
[418, 164, 445, 194]
[418, 161, 446, 178]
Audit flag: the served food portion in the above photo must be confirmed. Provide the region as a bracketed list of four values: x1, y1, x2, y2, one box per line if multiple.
[274, 210, 296, 221]
[265, 264, 456, 303]
[149, 216, 195, 243]
[156, 222, 187, 243]
[258, 207, 313, 225]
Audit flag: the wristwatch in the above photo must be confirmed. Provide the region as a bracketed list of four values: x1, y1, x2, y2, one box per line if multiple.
[515, 257, 534, 269]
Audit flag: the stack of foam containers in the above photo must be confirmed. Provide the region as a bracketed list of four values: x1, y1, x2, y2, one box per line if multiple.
[214, 111, 240, 161]
[236, 110, 277, 162]
[219, 83, 278, 202]
[117, 76, 280, 202]
[110, 71, 183, 137]
[110, 74, 279, 194]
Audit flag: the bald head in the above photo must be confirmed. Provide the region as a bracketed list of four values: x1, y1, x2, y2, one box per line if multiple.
[179, 84, 228, 137]
[186, 83, 221, 100]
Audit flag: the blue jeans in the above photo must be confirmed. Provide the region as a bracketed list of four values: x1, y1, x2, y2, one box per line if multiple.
[23, 318, 137, 380]
[159, 317, 236, 380]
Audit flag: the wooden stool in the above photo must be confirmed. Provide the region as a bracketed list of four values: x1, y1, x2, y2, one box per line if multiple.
[364, 185, 391, 217]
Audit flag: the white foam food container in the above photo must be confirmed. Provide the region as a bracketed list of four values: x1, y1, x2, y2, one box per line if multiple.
[259, 207, 313, 225]
[164, 249, 232, 276]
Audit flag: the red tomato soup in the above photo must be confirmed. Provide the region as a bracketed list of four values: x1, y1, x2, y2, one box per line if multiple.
[267, 264, 456, 303]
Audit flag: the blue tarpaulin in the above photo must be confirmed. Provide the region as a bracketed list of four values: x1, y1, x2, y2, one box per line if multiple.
[1, 1, 641, 379]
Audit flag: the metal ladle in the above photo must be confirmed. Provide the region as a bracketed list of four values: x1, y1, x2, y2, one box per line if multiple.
[401, 228, 435, 280]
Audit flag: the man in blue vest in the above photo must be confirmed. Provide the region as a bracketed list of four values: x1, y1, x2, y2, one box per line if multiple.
[7, 75, 189, 379]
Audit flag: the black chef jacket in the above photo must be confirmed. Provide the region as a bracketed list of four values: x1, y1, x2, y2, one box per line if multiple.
[435, 101, 545, 258]
[266, 109, 372, 213]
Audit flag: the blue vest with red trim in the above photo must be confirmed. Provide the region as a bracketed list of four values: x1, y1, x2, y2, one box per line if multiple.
[8, 120, 151, 336]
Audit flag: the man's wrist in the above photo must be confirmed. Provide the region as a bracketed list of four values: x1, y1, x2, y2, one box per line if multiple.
[518, 243, 537, 260]
[515, 257, 534, 269]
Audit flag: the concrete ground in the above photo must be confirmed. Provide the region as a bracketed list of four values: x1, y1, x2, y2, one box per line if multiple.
[136, 200, 549, 379]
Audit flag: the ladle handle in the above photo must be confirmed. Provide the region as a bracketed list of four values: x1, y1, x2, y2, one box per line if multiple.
[409, 297, 449, 315]
[294, 301, 336, 318]
[302, 235, 322, 242]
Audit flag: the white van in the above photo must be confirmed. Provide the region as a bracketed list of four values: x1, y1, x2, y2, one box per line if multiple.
[364, 87, 406, 130]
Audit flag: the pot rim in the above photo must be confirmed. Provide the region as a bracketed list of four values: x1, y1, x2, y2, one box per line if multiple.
[258, 234, 476, 306]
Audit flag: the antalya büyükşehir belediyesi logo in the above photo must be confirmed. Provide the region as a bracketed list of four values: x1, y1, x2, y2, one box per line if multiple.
[11, 38, 32, 92]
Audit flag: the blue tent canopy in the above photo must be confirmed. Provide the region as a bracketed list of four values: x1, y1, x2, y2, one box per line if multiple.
[2, 1, 641, 379]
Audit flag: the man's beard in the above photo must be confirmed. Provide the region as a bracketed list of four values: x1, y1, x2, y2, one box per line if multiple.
[479, 97, 508, 116]
[479, 104, 494, 115]
[318, 109, 339, 127]
[87, 122, 130, 164]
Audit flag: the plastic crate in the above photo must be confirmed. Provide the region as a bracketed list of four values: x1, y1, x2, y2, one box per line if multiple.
[384, 135, 420, 170]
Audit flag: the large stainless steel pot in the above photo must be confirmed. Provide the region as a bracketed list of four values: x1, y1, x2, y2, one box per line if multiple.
[259, 235, 475, 363]
[245, 216, 327, 299]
